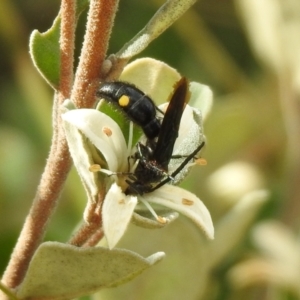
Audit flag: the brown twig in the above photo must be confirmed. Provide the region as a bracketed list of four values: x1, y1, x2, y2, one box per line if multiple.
[83, 228, 105, 247]
[1, 0, 76, 291]
[1, 0, 120, 294]
[68, 202, 102, 247]
[1, 135, 72, 291]
[59, 0, 76, 98]
[71, 0, 119, 109]
[68, 182, 106, 247]
[67, 0, 120, 248]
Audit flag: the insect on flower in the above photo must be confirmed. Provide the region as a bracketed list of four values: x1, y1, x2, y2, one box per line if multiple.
[62, 63, 214, 248]
[97, 77, 205, 195]
[96, 81, 162, 140]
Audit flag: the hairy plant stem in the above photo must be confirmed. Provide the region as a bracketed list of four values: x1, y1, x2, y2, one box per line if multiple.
[59, 0, 76, 97]
[66, 0, 119, 249]
[1, 0, 120, 295]
[1, 102, 72, 291]
[71, 0, 119, 108]
[1, 0, 76, 293]
[68, 200, 103, 247]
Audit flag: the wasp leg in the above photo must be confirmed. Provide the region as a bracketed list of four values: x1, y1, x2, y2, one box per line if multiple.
[147, 141, 205, 192]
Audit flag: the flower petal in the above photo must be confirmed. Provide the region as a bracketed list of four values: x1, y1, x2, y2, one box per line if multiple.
[143, 185, 214, 239]
[189, 81, 213, 121]
[131, 210, 179, 229]
[62, 109, 127, 172]
[62, 114, 99, 201]
[120, 58, 181, 104]
[102, 183, 138, 249]
[173, 104, 205, 152]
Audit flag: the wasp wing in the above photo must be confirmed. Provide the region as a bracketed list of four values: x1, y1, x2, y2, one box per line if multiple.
[152, 77, 189, 169]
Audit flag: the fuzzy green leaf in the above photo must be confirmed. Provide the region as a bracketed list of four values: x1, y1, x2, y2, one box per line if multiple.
[116, 0, 197, 60]
[29, 0, 89, 89]
[76, 0, 90, 15]
[17, 242, 165, 300]
[29, 16, 61, 89]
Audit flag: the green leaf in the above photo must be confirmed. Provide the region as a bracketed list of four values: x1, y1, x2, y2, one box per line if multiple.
[17, 242, 165, 300]
[29, 16, 61, 89]
[115, 0, 197, 60]
[29, 0, 89, 89]
[76, 0, 90, 16]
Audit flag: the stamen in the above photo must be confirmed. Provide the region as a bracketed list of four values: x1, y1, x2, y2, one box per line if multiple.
[89, 164, 115, 176]
[100, 169, 115, 176]
[102, 126, 112, 136]
[89, 164, 101, 172]
[196, 158, 207, 165]
[157, 216, 167, 224]
[185, 157, 207, 168]
[139, 198, 167, 224]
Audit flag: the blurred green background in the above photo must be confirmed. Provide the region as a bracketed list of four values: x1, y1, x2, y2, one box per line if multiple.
[1, 0, 299, 299]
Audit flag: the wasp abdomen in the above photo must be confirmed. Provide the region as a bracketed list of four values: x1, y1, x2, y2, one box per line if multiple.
[97, 82, 160, 139]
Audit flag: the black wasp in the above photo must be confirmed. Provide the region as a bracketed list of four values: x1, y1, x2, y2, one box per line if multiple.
[96, 81, 161, 140]
[97, 78, 205, 195]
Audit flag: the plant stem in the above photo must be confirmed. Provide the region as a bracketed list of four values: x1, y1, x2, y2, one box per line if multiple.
[59, 0, 76, 98]
[69, 184, 105, 247]
[1, 0, 120, 294]
[1, 0, 76, 292]
[68, 201, 103, 247]
[71, 0, 119, 109]
[1, 123, 72, 290]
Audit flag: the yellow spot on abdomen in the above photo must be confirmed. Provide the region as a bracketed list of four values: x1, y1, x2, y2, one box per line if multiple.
[119, 95, 130, 107]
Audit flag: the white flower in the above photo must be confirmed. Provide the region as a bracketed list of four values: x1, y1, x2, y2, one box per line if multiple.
[62, 59, 214, 249]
